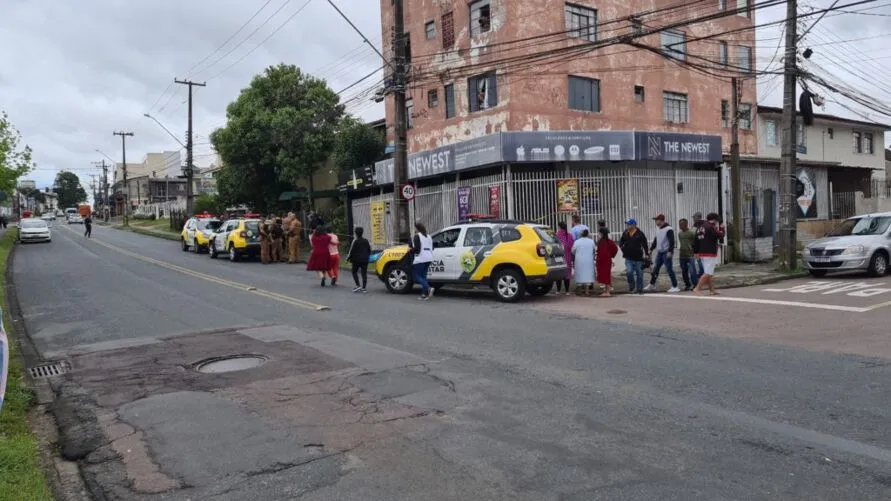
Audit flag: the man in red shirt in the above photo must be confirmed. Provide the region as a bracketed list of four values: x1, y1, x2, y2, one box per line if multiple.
[692, 212, 725, 296]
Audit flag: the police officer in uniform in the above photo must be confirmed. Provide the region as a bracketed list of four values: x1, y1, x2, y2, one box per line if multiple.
[272, 217, 284, 262]
[288, 212, 303, 263]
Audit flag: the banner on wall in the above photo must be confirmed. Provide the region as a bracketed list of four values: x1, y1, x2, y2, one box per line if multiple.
[457, 187, 472, 221]
[370, 201, 387, 245]
[488, 186, 501, 218]
[556, 179, 580, 213]
[795, 169, 818, 219]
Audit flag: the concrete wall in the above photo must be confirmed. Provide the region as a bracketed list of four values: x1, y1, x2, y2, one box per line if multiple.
[757, 112, 886, 171]
[382, 0, 757, 155]
[855, 192, 891, 215]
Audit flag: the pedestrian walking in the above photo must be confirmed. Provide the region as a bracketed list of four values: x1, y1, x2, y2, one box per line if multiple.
[619, 218, 650, 295]
[271, 218, 284, 262]
[412, 222, 434, 300]
[570, 214, 589, 240]
[327, 228, 340, 286]
[83, 215, 93, 238]
[259, 220, 271, 264]
[692, 212, 705, 276]
[644, 214, 680, 293]
[571, 229, 596, 296]
[347, 227, 371, 292]
[693, 212, 725, 296]
[596, 227, 619, 296]
[677, 218, 699, 290]
[288, 212, 303, 263]
[555, 221, 574, 295]
[307, 226, 332, 286]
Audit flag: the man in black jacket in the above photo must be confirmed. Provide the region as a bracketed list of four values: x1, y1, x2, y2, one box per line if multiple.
[619, 218, 650, 294]
[347, 227, 372, 292]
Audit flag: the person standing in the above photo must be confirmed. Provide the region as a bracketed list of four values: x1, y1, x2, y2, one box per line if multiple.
[570, 214, 589, 241]
[327, 228, 340, 286]
[412, 222, 434, 300]
[555, 221, 574, 295]
[644, 214, 680, 293]
[677, 218, 699, 291]
[596, 227, 618, 297]
[271, 217, 284, 263]
[307, 226, 332, 286]
[259, 219, 271, 264]
[619, 218, 650, 295]
[288, 213, 303, 264]
[692, 212, 705, 277]
[83, 214, 93, 238]
[693, 213, 724, 296]
[571, 229, 596, 296]
[347, 226, 372, 292]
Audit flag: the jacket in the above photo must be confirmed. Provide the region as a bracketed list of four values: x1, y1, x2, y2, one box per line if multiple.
[619, 228, 649, 261]
[347, 237, 372, 264]
[695, 222, 724, 257]
[650, 224, 675, 254]
[678, 229, 696, 259]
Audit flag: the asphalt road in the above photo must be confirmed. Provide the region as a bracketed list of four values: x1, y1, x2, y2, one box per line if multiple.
[13, 223, 891, 500]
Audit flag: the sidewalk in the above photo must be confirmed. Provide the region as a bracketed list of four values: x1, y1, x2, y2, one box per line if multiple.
[605, 261, 807, 293]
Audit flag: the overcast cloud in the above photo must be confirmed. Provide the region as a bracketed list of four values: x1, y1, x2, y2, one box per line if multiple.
[0, 0, 888, 196]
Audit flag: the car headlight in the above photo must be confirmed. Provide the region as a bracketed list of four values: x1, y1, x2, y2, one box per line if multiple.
[841, 245, 867, 256]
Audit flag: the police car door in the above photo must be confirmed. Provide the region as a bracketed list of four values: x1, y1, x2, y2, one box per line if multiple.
[185, 219, 197, 246]
[214, 221, 235, 252]
[429, 226, 464, 281]
[455, 225, 494, 281]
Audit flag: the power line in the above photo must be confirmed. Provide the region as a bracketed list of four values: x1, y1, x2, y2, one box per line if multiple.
[186, 0, 277, 76]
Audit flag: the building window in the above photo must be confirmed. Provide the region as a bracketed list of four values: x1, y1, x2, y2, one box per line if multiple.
[739, 103, 752, 129]
[737, 0, 750, 16]
[568, 76, 601, 112]
[661, 30, 686, 60]
[425, 21, 436, 40]
[864, 132, 875, 154]
[565, 3, 597, 42]
[721, 100, 730, 128]
[444, 84, 456, 118]
[470, 0, 491, 37]
[406, 99, 414, 129]
[765, 119, 778, 146]
[663, 92, 689, 123]
[719, 0, 726, 10]
[468, 71, 497, 112]
[634, 85, 645, 103]
[852, 132, 862, 152]
[797, 123, 806, 148]
[719, 42, 728, 66]
[442, 11, 454, 48]
[737, 46, 752, 73]
[427, 89, 439, 108]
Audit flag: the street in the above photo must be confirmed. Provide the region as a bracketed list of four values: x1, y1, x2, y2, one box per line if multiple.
[13, 224, 891, 500]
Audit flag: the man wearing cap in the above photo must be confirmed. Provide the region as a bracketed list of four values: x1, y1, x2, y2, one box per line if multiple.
[619, 218, 650, 294]
[644, 214, 680, 293]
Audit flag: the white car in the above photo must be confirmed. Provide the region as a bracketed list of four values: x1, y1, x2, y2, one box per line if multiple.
[18, 218, 51, 243]
[67, 214, 83, 224]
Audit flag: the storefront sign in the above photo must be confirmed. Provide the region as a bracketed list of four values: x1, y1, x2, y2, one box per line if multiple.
[457, 187, 472, 221]
[502, 131, 635, 163]
[557, 179, 580, 213]
[370, 201, 387, 245]
[374, 134, 503, 183]
[488, 185, 501, 218]
[635, 132, 723, 162]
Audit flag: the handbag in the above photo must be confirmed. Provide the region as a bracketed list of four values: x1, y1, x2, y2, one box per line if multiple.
[643, 256, 653, 269]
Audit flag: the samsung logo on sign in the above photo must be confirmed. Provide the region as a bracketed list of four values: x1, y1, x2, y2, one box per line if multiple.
[408, 151, 452, 178]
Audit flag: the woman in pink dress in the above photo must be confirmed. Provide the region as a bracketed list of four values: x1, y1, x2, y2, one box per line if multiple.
[555, 221, 574, 295]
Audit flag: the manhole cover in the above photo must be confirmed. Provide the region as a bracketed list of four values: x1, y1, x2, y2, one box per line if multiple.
[194, 354, 268, 374]
[607, 309, 627, 315]
[29, 360, 71, 379]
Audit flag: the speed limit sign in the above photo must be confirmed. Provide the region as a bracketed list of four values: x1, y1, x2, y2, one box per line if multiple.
[400, 184, 415, 201]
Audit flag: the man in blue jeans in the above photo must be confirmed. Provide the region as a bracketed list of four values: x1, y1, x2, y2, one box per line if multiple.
[619, 218, 650, 294]
[644, 214, 680, 293]
[677, 218, 700, 290]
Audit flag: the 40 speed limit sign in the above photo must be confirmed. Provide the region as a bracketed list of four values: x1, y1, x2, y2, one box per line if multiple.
[400, 184, 415, 201]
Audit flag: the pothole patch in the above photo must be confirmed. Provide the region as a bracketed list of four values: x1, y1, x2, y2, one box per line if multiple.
[29, 360, 71, 379]
[193, 354, 269, 374]
[607, 309, 627, 314]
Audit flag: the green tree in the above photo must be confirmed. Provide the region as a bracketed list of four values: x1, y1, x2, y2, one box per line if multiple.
[53, 171, 87, 208]
[332, 116, 386, 172]
[193, 193, 225, 215]
[211, 64, 344, 212]
[0, 111, 35, 196]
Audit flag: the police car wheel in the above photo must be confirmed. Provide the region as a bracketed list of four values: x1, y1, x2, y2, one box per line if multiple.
[209, 243, 217, 259]
[385, 265, 412, 294]
[494, 268, 526, 303]
[228, 245, 239, 262]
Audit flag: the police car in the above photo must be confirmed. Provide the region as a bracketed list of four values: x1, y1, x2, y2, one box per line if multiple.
[374, 219, 566, 302]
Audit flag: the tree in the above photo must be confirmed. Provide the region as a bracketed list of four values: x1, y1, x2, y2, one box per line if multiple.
[332, 117, 386, 172]
[193, 193, 225, 215]
[211, 64, 344, 212]
[54, 171, 87, 209]
[0, 111, 35, 196]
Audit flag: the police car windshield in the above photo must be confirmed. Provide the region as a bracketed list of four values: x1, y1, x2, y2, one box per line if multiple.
[533, 226, 558, 244]
[245, 221, 260, 233]
[197, 220, 222, 231]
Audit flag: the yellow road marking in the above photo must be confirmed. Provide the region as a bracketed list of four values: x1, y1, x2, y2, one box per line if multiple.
[66, 226, 330, 311]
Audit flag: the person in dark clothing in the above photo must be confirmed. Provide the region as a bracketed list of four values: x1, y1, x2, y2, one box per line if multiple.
[693, 212, 725, 296]
[83, 215, 93, 238]
[347, 227, 372, 292]
[619, 218, 650, 294]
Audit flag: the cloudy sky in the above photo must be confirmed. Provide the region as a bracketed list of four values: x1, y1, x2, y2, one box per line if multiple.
[1, 0, 889, 197]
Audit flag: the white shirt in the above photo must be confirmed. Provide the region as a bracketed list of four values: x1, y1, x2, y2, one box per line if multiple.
[413, 233, 434, 264]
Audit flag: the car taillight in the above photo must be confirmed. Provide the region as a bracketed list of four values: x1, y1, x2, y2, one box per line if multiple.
[240, 231, 247, 238]
[536, 244, 547, 257]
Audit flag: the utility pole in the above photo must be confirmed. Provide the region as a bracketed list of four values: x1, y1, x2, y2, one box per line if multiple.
[92, 160, 109, 214]
[391, 0, 410, 243]
[89, 175, 98, 207]
[113, 131, 134, 227]
[778, 0, 799, 269]
[730, 77, 742, 262]
[174, 78, 206, 216]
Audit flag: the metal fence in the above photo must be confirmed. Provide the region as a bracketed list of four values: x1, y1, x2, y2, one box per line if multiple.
[831, 191, 857, 219]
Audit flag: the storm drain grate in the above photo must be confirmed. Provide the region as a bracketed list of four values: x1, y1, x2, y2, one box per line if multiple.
[28, 360, 72, 379]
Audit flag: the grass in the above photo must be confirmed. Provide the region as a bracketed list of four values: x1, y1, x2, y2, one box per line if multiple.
[116, 218, 181, 242]
[0, 230, 54, 501]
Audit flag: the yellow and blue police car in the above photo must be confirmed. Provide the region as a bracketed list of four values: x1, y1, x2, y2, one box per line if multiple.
[374, 219, 566, 302]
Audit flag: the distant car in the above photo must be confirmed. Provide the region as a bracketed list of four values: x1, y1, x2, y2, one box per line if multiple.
[18, 218, 51, 243]
[181, 216, 223, 253]
[40, 213, 55, 222]
[804, 212, 891, 277]
[207, 219, 262, 261]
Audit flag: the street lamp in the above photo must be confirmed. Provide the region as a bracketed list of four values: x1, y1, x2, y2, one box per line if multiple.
[144, 113, 192, 213]
[142, 113, 186, 148]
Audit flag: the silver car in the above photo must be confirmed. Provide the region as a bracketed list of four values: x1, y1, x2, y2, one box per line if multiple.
[804, 212, 891, 277]
[18, 218, 52, 243]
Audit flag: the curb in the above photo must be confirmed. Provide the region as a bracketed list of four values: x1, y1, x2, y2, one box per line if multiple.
[5, 239, 92, 501]
[597, 270, 809, 296]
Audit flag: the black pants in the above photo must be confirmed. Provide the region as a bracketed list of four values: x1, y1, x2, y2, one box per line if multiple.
[84, 224, 92, 238]
[351, 263, 368, 288]
[555, 279, 570, 292]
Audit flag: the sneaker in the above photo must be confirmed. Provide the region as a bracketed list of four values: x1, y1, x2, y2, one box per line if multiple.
[361, 288, 368, 293]
[418, 295, 427, 300]
[331, 278, 337, 286]
[668, 287, 681, 293]
[352, 286, 362, 293]
[643, 284, 655, 292]
[428, 288, 435, 298]
[320, 278, 326, 287]
[635, 290, 644, 295]
[684, 286, 692, 291]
